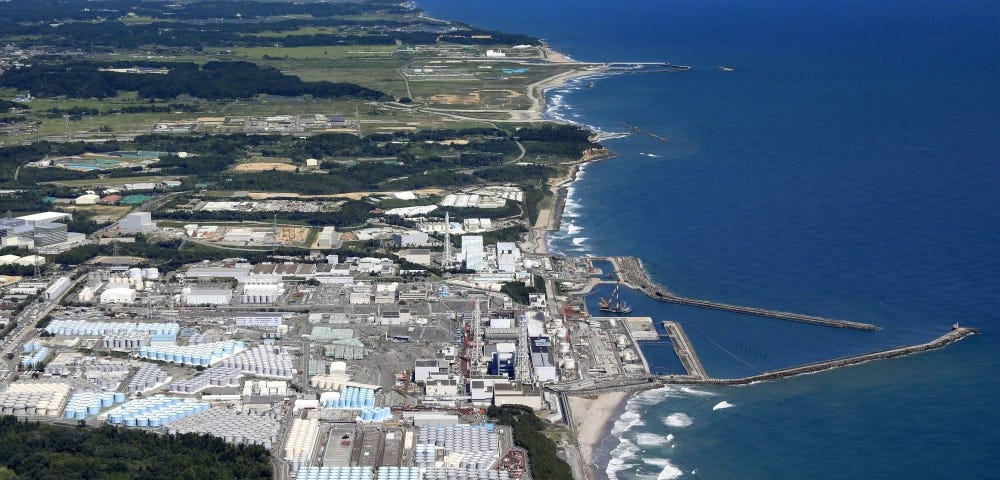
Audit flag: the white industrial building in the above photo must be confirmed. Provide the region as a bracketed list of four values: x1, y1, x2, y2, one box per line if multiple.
[374, 283, 398, 304]
[493, 383, 544, 410]
[119, 212, 156, 233]
[183, 285, 234, 305]
[100, 287, 137, 304]
[400, 248, 432, 266]
[17, 212, 72, 225]
[414, 359, 451, 383]
[531, 352, 558, 382]
[461, 236, 485, 271]
[393, 231, 430, 247]
[349, 283, 373, 305]
[496, 242, 522, 273]
[44, 276, 72, 300]
[74, 193, 100, 205]
[240, 280, 284, 304]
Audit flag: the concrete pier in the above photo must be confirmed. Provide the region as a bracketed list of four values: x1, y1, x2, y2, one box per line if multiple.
[660, 321, 708, 380]
[609, 256, 879, 331]
[660, 326, 979, 386]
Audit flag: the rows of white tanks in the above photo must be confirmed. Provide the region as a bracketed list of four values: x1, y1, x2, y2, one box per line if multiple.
[0, 383, 70, 417]
[165, 408, 281, 449]
[45, 319, 179, 337]
[169, 366, 243, 393]
[127, 363, 169, 394]
[104, 395, 210, 427]
[421, 469, 510, 480]
[293, 467, 511, 480]
[285, 418, 319, 464]
[220, 344, 294, 378]
[63, 391, 126, 420]
[138, 340, 245, 367]
[295, 467, 373, 480]
[320, 386, 376, 409]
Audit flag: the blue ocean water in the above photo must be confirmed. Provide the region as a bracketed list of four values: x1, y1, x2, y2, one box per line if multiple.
[420, 1, 1000, 478]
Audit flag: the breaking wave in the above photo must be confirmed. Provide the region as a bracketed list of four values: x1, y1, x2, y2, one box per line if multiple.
[664, 413, 694, 428]
[713, 401, 734, 410]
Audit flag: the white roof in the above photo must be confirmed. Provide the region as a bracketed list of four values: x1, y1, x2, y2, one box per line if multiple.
[17, 212, 71, 223]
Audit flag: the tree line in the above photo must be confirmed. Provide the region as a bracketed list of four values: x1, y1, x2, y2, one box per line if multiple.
[0, 60, 390, 101]
[0, 416, 272, 480]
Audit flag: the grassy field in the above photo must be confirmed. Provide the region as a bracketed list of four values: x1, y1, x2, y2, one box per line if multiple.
[235, 45, 397, 60]
[2, 45, 578, 143]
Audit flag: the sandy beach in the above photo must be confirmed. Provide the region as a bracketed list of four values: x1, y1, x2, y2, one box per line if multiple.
[567, 392, 631, 480]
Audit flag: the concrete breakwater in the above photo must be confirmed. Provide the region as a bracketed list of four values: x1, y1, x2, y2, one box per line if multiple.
[660, 321, 708, 380]
[551, 327, 978, 402]
[660, 326, 979, 386]
[609, 256, 880, 331]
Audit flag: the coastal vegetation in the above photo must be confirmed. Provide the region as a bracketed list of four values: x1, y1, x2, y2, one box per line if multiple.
[0, 416, 272, 479]
[487, 405, 573, 480]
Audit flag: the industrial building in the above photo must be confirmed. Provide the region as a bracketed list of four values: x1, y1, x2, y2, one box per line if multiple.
[183, 285, 234, 305]
[119, 212, 156, 233]
[461, 236, 485, 271]
[43, 276, 72, 300]
[400, 249, 432, 266]
[393, 231, 430, 248]
[75, 193, 100, 205]
[100, 287, 137, 304]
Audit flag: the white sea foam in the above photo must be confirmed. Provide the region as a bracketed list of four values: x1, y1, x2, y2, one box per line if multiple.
[606, 438, 640, 480]
[611, 410, 645, 435]
[679, 386, 714, 396]
[666, 433, 675, 443]
[635, 433, 670, 446]
[713, 401, 734, 410]
[644, 458, 684, 480]
[629, 385, 714, 407]
[663, 413, 693, 428]
[566, 223, 582, 235]
[572, 237, 588, 246]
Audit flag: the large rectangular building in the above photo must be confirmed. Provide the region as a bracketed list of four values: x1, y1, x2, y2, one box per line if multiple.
[119, 212, 156, 233]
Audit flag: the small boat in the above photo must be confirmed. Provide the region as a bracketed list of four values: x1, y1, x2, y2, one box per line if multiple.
[599, 282, 632, 314]
[717, 66, 734, 72]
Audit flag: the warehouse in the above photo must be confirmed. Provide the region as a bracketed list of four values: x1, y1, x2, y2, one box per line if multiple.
[183, 285, 234, 305]
[100, 287, 137, 304]
[44, 276, 72, 300]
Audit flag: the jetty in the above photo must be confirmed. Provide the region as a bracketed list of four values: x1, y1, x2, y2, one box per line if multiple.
[608, 256, 879, 331]
[660, 326, 979, 386]
[660, 321, 708, 379]
[550, 326, 978, 400]
[621, 122, 668, 142]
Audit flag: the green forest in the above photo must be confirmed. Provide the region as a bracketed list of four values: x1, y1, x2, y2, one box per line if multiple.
[487, 405, 573, 480]
[0, 417, 272, 480]
[0, 60, 389, 101]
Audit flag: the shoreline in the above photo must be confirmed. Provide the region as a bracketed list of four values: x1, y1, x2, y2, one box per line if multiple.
[566, 391, 630, 480]
[519, 47, 629, 479]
